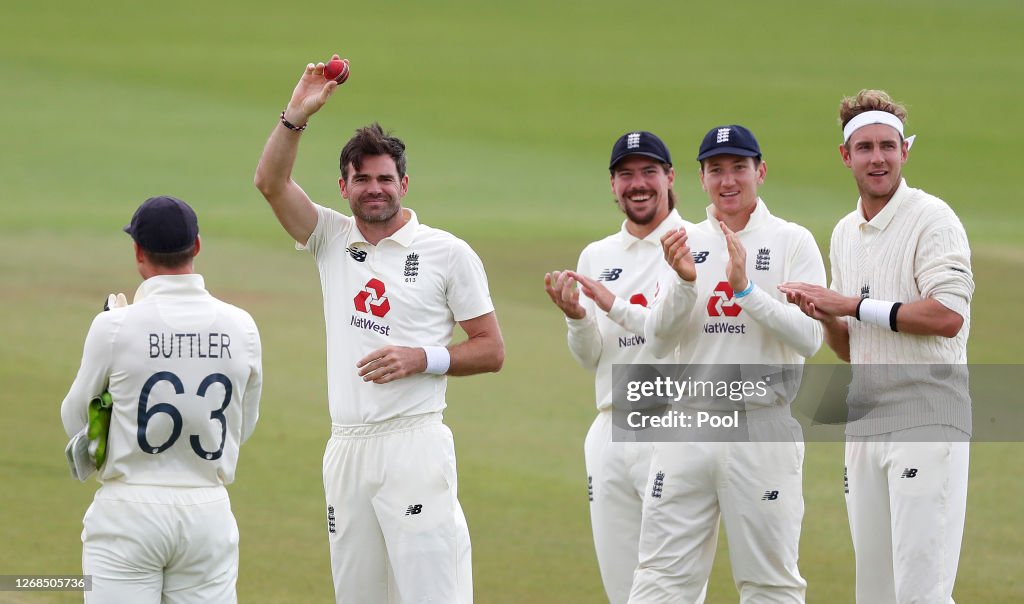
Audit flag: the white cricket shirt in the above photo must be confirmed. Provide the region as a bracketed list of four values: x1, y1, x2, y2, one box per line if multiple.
[300, 204, 494, 425]
[829, 179, 974, 435]
[646, 200, 826, 403]
[567, 210, 690, 411]
[61, 274, 263, 487]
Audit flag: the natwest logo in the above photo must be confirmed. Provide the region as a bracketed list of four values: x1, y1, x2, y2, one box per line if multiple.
[707, 281, 742, 317]
[629, 293, 648, 307]
[354, 278, 391, 317]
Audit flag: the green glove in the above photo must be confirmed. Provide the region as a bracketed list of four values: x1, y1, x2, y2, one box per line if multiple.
[87, 392, 113, 468]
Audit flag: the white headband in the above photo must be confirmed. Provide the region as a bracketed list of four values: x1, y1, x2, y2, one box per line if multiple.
[842, 110, 916, 149]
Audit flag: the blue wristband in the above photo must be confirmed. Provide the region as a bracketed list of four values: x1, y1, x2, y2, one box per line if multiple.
[734, 280, 755, 298]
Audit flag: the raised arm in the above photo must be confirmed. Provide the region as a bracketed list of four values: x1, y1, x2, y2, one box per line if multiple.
[254, 58, 345, 244]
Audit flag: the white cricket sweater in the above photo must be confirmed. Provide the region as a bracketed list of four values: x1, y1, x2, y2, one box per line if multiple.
[830, 179, 974, 436]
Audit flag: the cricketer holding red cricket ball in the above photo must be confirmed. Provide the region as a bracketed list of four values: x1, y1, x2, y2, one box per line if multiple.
[254, 55, 504, 603]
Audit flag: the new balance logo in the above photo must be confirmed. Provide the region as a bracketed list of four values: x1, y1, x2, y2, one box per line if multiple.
[587, 475, 594, 502]
[860, 285, 870, 299]
[716, 128, 731, 143]
[599, 268, 623, 281]
[901, 468, 919, 478]
[651, 471, 665, 499]
[844, 466, 849, 494]
[327, 505, 337, 534]
[405, 504, 423, 516]
[347, 246, 367, 262]
[627, 132, 641, 149]
[755, 247, 770, 271]
[692, 251, 709, 264]
[762, 490, 779, 501]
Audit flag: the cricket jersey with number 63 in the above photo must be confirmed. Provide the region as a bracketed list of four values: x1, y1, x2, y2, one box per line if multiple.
[299, 204, 494, 425]
[60, 274, 263, 487]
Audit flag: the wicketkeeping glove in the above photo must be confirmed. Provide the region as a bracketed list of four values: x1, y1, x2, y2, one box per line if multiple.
[103, 293, 128, 311]
[87, 392, 113, 468]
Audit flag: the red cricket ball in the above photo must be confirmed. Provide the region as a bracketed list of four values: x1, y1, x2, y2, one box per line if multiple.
[324, 57, 350, 84]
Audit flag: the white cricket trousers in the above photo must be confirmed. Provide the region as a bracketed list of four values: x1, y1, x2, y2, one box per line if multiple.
[323, 412, 472, 604]
[585, 411, 653, 604]
[82, 482, 238, 604]
[845, 426, 969, 604]
[630, 411, 806, 604]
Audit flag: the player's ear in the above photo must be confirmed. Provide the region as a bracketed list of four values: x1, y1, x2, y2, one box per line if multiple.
[193, 236, 201, 258]
[339, 176, 349, 198]
[399, 174, 409, 198]
[838, 144, 852, 167]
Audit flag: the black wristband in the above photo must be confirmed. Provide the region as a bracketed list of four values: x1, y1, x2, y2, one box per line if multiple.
[280, 110, 307, 132]
[855, 297, 865, 321]
[889, 302, 903, 332]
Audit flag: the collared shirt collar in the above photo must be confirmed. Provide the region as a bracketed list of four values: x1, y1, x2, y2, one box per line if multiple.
[619, 209, 686, 249]
[347, 208, 420, 248]
[133, 273, 206, 304]
[705, 198, 771, 234]
[856, 179, 909, 231]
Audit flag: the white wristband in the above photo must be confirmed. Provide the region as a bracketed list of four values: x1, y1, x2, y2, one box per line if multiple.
[857, 298, 900, 331]
[423, 346, 451, 375]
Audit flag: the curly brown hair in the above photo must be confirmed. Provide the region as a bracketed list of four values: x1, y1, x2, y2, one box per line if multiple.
[838, 89, 908, 132]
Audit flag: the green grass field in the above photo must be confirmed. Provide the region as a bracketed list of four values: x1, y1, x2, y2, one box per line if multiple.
[2, 0, 1023, 601]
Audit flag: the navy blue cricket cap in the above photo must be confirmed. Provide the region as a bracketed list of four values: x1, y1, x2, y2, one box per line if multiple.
[123, 196, 199, 253]
[609, 131, 672, 170]
[696, 125, 761, 161]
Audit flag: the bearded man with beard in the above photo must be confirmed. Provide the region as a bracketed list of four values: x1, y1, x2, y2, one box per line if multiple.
[255, 59, 504, 603]
[544, 131, 698, 603]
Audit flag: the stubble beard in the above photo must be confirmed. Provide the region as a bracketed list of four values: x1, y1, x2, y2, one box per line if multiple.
[352, 195, 401, 224]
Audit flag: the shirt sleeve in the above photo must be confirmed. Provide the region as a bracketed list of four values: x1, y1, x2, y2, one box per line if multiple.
[828, 221, 845, 295]
[295, 203, 351, 257]
[566, 249, 602, 371]
[60, 313, 116, 437]
[446, 238, 495, 322]
[739, 226, 825, 358]
[915, 211, 974, 317]
[239, 315, 263, 445]
[643, 268, 698, 359]
[606, 296, 650, 337]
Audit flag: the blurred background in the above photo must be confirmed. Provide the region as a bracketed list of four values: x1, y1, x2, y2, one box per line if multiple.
[2, 0, 1021, 601]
